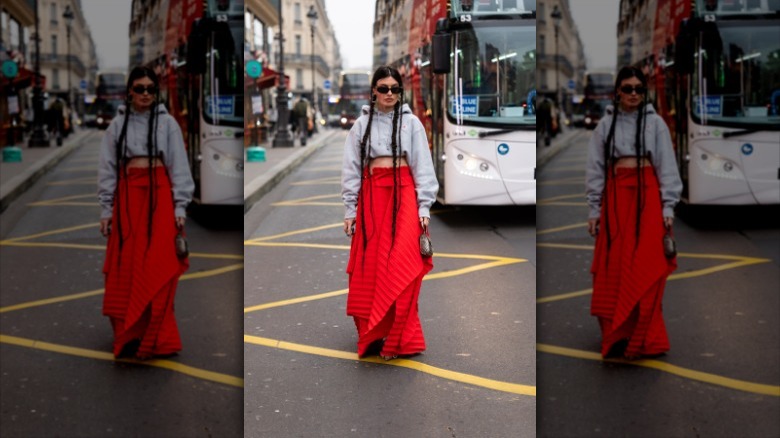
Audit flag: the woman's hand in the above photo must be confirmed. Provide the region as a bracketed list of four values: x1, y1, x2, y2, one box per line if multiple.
[664, 216, 674, 229]
[100, 218, 112, 237]
[344, 218, 356, 237]
[419, 217, 430, 229]
[176, 216, 186, 229]
[588, 218, 599, 237]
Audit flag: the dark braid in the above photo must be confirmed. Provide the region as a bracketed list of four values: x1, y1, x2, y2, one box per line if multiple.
[602, 97, 619, 252]
[389, 99, 401, 250]
[634, 99, 647, 247]
[145, 92, 160, 251]
[114, 97, 132, 257]
[358, 95, 376, 257]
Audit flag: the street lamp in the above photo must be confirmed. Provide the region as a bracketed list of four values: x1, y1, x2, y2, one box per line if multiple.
[551, 5, 562, 109]
[272, 1, 294, 147]
[29, 0, 49, 147]
[306, 5, 318, 116]
[63, 5, 74, 132]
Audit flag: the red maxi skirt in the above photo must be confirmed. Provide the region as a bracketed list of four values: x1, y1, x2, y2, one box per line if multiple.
[346, 166, 433, 358]
[590, 166, 676, 358]
[103, 166, 188, 358]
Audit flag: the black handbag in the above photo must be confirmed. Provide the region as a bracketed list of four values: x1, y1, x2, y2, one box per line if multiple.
[175, 226, 189, 259]
[419, 224, 433, 257]
[663, 226, 676, 259]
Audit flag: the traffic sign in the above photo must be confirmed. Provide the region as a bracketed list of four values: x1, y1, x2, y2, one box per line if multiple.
[246, 60, 262, 78]
[2, 60, 18, 79]
[323, 79, 331, 90]
[568, 79, 575, 90]
[80, 79, 87, 90]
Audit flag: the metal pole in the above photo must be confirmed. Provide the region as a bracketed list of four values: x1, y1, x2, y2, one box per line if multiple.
[272, 2, 293, 147]
[66, 21, 71, 134]
[29, 0, 49, 147]
[310, 25, 315, 113]
[554, 25, 559, 108]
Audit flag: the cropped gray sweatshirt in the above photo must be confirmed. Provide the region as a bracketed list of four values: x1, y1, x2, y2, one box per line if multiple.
[97, 104, 194, 219]
[341, 104, 439, 219]
[585, 104, 682, 219]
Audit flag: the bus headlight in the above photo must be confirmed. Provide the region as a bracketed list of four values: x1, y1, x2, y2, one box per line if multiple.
[697, 152, 743, 180]
[341, 117, 348, 124]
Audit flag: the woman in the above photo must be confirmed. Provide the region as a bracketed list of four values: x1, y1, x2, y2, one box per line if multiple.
[341, 65, 439, 360]
[585, 66, 682, 359]
[97, 66, 194, 359]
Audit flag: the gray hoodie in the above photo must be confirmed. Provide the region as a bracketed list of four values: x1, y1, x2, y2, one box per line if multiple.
[341, 104, 439, 219]
[585, 103, 682, 219]
[97, 104, 194, 219]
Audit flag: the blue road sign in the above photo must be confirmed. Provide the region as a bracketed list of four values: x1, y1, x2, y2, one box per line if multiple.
[2, 60, 18, 79]
[80, 79, 87, 90]
[246, 60, 262, 79]
[324, 79, 331, 90]
[568, 79, 575, 90]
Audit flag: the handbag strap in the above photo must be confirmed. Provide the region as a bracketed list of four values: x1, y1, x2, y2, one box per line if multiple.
[421, 222, 429, 236]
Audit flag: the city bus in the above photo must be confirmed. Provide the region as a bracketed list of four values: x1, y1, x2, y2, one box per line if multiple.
[128, 0, 243, 207]
[87, 70, 126, 129]
[336, 69, 371, 129]
[618, 0, 780, 205]
[582, 70, 614, 129]
[373, 0, 537, 205]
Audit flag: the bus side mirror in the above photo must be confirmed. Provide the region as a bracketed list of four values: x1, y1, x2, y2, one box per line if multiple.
[187, 19, 206, 74]
[432, 19, 451, 74]
[674, 19, 695, 75]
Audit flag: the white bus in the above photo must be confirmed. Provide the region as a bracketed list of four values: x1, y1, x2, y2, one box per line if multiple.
[373, 0, 537, 205]
[129, 0, 244, 206]
[618, 0, 780, 205]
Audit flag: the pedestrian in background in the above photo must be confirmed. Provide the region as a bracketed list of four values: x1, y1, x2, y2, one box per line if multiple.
[585, 65, 682, 359]
[341, 65, 439, 360]
[292, 97, 309, 146]
[97, 65, 194, 359]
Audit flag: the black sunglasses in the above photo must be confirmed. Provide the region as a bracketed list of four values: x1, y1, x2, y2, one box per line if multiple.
[132, 85, 158, 95]
[375, 85, 403, 95]
[620, 85, 646, 95]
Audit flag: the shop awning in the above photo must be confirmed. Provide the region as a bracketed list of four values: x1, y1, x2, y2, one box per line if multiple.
[255, 67, 289, 90]
[5, 66, 46, 89]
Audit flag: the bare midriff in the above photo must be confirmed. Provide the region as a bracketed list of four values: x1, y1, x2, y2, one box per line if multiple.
[369, 156, 408, 173]
[613, 156, 651, 168]
[126, 157, 164, 168]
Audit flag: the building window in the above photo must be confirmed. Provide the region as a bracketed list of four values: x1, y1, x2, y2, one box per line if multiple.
[52, 34, 58, 56]
[295, 35, 301, 56]
[538, 3, 545, 23]
[294, 3, 302, 23]
[52, 68, 60, 89]
[50, 3, 58, 24]
[254, 17, 264, 51]
[539, 35, 545, 56]
[10, 17, 21, 51]
[540, 69, 547, 89]
[245, 11, 251, 30]
[296, 68, 303, 89]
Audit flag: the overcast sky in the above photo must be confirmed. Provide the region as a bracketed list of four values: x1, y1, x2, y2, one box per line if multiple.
[568, 0, 621, 71]
[81, 0, 131, 71]
[323, 0, 375, 69]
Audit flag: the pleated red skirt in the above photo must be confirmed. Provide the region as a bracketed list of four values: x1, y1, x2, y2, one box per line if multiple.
[591, 166, 676, 358]
[103, 166, 188, 358]
[346, 166, 433, 358]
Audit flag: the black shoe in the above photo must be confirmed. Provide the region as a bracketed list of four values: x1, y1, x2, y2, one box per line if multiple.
[360, 338, 385, 358]
[116, 339, 140, 358]
[604, 338, 629, 358]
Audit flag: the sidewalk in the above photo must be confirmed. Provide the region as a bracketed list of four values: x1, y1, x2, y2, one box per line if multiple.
[536, 125, 590, 168]
[243, 127, 342, 213]
[0, 128, 94, 213]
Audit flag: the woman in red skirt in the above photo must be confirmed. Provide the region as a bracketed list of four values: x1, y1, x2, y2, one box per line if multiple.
[585, 66, 682, 359]
[341, 66, 439, 360]
[97, 66, 194, 359]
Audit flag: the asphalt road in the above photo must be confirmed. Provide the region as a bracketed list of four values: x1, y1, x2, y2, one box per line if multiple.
[244, 131, 537, 438]
[536, 129, 780, 438]
[0, 130, 244, 438]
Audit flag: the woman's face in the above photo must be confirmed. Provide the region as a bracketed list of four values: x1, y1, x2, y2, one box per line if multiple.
[129, 76, 157, 112]
[373, 76, 402, 112]
[617, 76, 645, 112]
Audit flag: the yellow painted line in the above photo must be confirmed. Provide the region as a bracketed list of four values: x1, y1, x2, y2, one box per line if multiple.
[274, 202, 343, 207]
[537, 288, 593, 304]
[291, 176, 341, 186]
[68, 158, 99, 164]
[59, 166, 97, 172]
[542, 165, 587, 172]
[0, 242, 107, 250]
[538, 194, 582, 203]
[245, 335, 535, 396]
[538, 243, 593, 250]
[245, 223, 342, 243]
[0, 264, 243, 314]
[245, 256, 525, 313]
[47, 177, 95, 186]
[246, 242, 351, 250]
[2, 222, 99, 242]
[272, 193, 342, 206]
[538, 177, 582, 186]
[538, 202, 588, 207]
[302, 166, 341, 172]
[537, 343, 780, 397]
[669, 258, 769, 280]
[27, 193, 94, 206]
[537, 222, 588, 235]
[1, 334, 243, 388]
[30, 202, 96, 207]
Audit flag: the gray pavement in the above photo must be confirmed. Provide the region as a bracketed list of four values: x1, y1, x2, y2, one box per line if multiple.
[1, 128, 96, 214]
[243, 127, 343, 213]
[536, 124, 590, 168]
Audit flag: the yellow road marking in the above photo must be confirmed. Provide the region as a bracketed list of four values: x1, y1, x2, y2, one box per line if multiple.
[244, 289, 348, 313]
[538, 194, 582, 203]
[59, 166, 97, 172]
[538, 202, 588, 207]
[48, 177, 95, 186]
[301, 166, 341, 172]
[542, 165, 589, 173]
[27, 193, 94, 206]
[537, 243, 593, 250]
[245, 223, 342, 243]
[0, 242, 106, 251]
[2, 222, 99, 242]
[1, 334, 243, 388]
[291, 176, 341, 186]
[272, 194, 342, 206]
[30, 202, 95, 207]
[537, 288, 593, 304]
[0, 264, 243, 314]
[246, 242, 350, 250]
[68, 158, 99, 164]
[538, 177, 582, 186]
[537, 222, 588, 235]
[537, 343, 780, 397]
[245, 335, 535, 396]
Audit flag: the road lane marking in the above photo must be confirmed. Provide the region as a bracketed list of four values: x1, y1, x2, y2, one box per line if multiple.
[538, 177, 582, 186]
[245, 335, 535, 396]
[291, 176, 341, 186]
[541, 166, 591, 173]
[1, 222, 99, 242]
[0, 334, 243, 388]
[272, 193, 343, 206]
[538, 202, 588, 207]
[27, 193, 94, 206]
[245, 223, 342, 243]
[47, 177, 95, 186]
[301, 166, 342, 172]
[0, 241, 242, 260]
[0, 264, 244, 314]
[537, 343, 780, 397]
[537, 222, 588, 235]
[538, 194, 582, 203]
[58, 166, 98, 172]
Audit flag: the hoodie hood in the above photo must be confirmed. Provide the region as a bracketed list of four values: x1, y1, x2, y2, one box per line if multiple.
[117, 103, 170, 116]
[361, 103, 413, 116]
[605, 103, 656, 117]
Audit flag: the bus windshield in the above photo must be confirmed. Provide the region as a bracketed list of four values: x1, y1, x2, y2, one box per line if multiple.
[447, 21, 536, 127]
[452, 0, 536, 16]
[692, 21, 780, 128]
[203, 17, 243, 127]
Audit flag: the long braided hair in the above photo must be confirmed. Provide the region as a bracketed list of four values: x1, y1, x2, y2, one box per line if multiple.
[602, 66, 649, 251]
[114, 66, 161, 254]
[357, 66, 405, 257]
